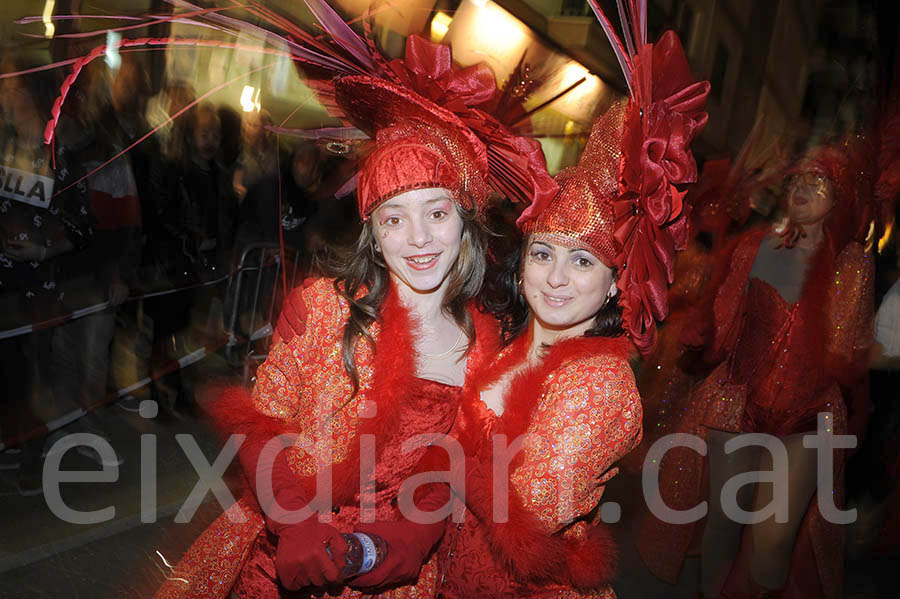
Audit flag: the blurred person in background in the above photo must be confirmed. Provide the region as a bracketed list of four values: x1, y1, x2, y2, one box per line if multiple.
[233, 108, 277, 203]
[157, 102, 235, 277]
[236, 140, 320, 249]
[36, 56, 158, 470]
[217, 105, 244, 170]
[229, 141, 320, 341]
[0, 59, 95, 495]
[642, 146, 874, 599]
[301, 149, 364, 257]
[145, 102, 235, 415]
[146, 79, 197, 158]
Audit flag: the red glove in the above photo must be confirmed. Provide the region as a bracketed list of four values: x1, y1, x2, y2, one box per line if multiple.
[274, 280, 313, 344]
[237, 434, 348, 590]
[275, 520, 348, 589]
[349, 484, 450, 589]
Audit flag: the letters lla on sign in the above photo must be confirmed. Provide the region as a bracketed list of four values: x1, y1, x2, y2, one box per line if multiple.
[0, 164, 55, 209]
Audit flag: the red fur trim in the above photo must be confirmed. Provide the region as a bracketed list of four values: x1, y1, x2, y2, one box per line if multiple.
[466, 305, 503, 370]
[457, 334, 631, 451]
[312, 283, 421, 503]
[205, 285, 499, 507]
[567, 525, 618, 587]
[201, 283, 420, 504]
[698, 227, 768, 362]
[200, 385, 302, 441]
[498, 335, 630, 444]
[465, 457, 617, 588]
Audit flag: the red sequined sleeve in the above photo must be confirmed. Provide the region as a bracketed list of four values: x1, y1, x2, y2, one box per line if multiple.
[705, 231, 765, 362]
[510, 354, 643, 530]
[681, 230, 764, 362]
[251, 279, 345, 421]
[827, 241, 874, 376]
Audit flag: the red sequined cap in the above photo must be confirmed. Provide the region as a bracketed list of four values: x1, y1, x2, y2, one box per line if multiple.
[521, 101, 627, 267]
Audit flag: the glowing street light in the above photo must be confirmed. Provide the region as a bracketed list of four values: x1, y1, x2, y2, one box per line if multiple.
[240, 85, 261, 112]
[430, 12, 453, 43]
[42, 0, 56, 39]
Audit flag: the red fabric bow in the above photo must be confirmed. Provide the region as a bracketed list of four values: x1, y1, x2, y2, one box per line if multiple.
[615, 31, 710, 354]
[389, 36, 498, 110]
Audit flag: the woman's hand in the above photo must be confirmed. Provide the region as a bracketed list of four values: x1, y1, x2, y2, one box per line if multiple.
[275, 520, 348, 589]
[3, 239, 44, 262]
[350, 482, 451, 589]
[350, 520, 438, 589]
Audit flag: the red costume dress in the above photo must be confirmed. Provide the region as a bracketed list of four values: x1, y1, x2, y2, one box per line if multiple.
[638, 226, 874, 598]
[154, 278, 499, 599]
[436, 333, 641, 599]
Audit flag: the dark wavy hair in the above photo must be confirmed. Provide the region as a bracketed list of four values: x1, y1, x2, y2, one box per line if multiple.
[321, 203, 487, 394]
[482, 239, 624, 346]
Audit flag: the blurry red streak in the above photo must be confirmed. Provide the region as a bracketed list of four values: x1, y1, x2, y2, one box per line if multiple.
[49, 59, 277, 199]
[0, 47, 182, 80]
[44, 37, 303, 147]
[20, 5, 247, 39]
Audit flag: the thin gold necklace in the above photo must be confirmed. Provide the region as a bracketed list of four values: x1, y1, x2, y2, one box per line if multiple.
[419, 329, 465, 358]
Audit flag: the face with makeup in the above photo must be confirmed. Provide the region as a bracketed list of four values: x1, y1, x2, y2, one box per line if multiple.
[521, 236, 616, 339]
[787, 170, 834, 226]
[370, 187, 464, 297]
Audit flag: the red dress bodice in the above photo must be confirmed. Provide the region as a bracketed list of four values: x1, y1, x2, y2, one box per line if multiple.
[730, 278, 826, 435]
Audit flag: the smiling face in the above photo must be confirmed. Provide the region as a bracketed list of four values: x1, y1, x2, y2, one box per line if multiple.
[371, 187, 465, 298]
[787, 171, 834, 226]
[521, 236, 616, 340]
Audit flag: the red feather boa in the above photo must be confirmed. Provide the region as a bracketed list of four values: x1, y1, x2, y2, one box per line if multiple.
[454, 333, 631, 589]
[203, 285, 422, 505]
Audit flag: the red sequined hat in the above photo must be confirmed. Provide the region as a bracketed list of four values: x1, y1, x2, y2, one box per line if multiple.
[335, 74, 490, 217]
[520, 3, 710, 354]
[334, 35, 556, 219]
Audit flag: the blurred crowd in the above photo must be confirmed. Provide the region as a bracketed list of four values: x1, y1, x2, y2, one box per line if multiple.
[0, 54, 360, 494]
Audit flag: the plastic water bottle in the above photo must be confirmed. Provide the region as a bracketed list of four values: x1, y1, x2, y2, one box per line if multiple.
[336, 532, 387, 578]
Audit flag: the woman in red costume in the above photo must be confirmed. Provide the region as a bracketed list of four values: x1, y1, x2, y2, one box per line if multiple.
[153, 23, 556, 599]
[639, 144, 874, 599]
[432, 7, 710, 596]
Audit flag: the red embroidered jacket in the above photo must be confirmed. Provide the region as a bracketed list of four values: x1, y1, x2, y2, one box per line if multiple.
[154, 278, 499, 599]
[436, 333, 642, 599]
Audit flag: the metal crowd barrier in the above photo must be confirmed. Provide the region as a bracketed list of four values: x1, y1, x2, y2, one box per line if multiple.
[225, 242, 302, 383]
